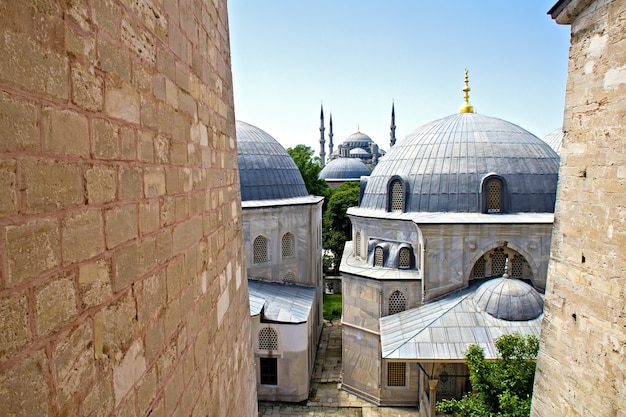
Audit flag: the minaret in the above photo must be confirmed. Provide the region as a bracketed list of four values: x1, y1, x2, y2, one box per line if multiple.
[459, 68, 475, 113]
[389, 101, 396, 148]
[328, 113, 334, 158]
[319, 104, 326, 167]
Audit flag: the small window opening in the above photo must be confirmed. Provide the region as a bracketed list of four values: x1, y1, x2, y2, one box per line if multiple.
[260, 357, 278, 385]
[487, 179, 502, 213]
[387, 362, 407, 387]
[259, 327, 278, 350]
[398, 247, 411, 269]
[390, 180, 403, 211]
[281, 233, 295, 258]
[253, 236, 268, 263]
[388, 290, 407, 315]
[374, 246, 384, 267]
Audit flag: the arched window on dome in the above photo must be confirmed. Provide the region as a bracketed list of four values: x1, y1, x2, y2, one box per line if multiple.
[281, 232, 295, 258]
[481, 175, 508, 214]
[389, 179, 404, 211]
[253, 235, 268, 264]
[374, 246, 384, 267]
[398, 247, 412, 269]
[259, 327, 278, 351]
[388, 290, 407, 315]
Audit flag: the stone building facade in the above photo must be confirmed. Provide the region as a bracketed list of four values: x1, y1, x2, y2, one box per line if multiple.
[0, 1, 257, 416]
[532, 0, 626, 415]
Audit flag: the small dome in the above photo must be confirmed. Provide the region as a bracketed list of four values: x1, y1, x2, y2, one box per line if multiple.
[473, 277, 544, 321]
[360, 112, 560, 213]
[236, 121, 308, 201]
[350, 147, 368, 156]
[543, 128, 563, 154]
[319, 158, 370, 180]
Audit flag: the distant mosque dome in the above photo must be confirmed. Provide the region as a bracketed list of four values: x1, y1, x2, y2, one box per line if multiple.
[349, 147, 369, 157]
[236, 121, 308, 201]
[473, 276, 544, 321]
[360, 112, 560, 213]
[543, 128, 563, 154]
[344, 131, 374, 147]
[319, 157, 371, 181]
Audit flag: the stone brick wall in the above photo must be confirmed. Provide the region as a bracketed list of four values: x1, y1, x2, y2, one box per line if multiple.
[0, 1, 257, 416]
[532, 0, 626, 415]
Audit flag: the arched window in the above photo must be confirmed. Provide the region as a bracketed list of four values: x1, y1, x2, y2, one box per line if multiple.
[374, 246, 384, 267]
[398, 247, 411, 269]
[390, 179, 403, 211]
[355, 231, 362, 258]
[486, 178, 502, 213]
[281, 232, 295, 258]
[259, 327, 278, 350]
[283, 271, 296, 284]
[253, 235, 268, 264]
[388, 290, 407, 315]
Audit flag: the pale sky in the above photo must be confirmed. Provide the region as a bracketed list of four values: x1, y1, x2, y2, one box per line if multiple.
[228, 1, 571, 155]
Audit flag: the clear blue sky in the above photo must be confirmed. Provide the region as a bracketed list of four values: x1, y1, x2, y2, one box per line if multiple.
[228, 1, 571, 155]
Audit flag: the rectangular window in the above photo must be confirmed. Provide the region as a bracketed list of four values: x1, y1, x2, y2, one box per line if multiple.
[260, 357, 278, 385]
[387, 362, 406, 387]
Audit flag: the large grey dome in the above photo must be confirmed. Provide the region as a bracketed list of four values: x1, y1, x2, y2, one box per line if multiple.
[360, 112, 560, 213]
[543, 128, 563, 154]
[236, 121, 308, 201]
[473, 277, 544, 321]
[319, 157, 370, 180]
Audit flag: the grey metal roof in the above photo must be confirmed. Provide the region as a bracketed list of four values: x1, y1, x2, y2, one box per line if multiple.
[360, 112, 560, 213]
[379, 281, 543, 361]
[247, 280, 315, 324]
[236, 121, 309, 201]
[319, 157, 371, 181]
[473, 277, 544, 321]
[350, 147, 368, 155]
[344, 131, 374, 145]
[543, 128, 563, 154]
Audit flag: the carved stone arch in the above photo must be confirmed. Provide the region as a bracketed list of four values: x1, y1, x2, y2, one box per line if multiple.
[467, 240, 540, 287]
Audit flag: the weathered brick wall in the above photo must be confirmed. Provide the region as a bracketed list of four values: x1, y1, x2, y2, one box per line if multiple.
[532, 0, 626, 415]
[0, 1, 257, 416]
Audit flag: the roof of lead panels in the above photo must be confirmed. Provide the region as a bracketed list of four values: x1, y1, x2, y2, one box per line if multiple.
[319, 157, 371, 181]
[360, 113, 560, 213]
[247, 280, 315, 324]
[236, 121, 309, 201]
[379, 280, 543, 361]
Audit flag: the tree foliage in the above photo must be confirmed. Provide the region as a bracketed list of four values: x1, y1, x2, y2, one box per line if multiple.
[322, 182, 360, 274]
[286, 145, 331, 198]
[437, 333, 539, 417]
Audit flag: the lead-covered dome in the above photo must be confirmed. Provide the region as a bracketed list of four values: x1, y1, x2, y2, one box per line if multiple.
[360, 112, 560, 213]
[236, 121, 308, 201]
[319, 157, 371, 181]
[543, 128, 563, 154]
[344, 131, 374, 146]
[473, 277, 544, 321]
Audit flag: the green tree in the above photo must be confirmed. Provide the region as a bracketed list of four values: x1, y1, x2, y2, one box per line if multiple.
[437, 333, 539, 417]
[323, 182, 360, 274]
[286, 145, 331, 198]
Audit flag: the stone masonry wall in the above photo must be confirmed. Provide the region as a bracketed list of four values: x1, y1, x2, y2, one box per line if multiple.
[532, 0, 626, 415]
[0, 1, 257, 416]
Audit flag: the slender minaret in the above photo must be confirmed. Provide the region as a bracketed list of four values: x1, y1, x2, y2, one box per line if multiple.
[459, 68, 475, 113]
[319, 104, 326, 167]
[389, 101, 396, 148]
[328, 113, 334, 158]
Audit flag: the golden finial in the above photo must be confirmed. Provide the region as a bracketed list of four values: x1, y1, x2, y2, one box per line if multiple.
[459, 68, 475, 113]
[357, 124, 360, 133]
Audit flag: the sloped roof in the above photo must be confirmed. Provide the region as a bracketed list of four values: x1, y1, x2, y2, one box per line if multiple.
[379, 282, 542, 361]
[247, 280, 315, 324]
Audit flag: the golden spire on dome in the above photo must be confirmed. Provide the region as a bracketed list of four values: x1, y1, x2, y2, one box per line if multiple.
[459, 68, 475, 113]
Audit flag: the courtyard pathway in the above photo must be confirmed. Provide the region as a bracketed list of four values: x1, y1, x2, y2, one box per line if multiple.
[257, 320, 419, 417]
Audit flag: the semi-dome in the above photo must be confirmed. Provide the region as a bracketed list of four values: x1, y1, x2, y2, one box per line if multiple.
[319, 157, 370, 181]
[360, 112, 560, 213]
[349, 147, 369, 156]
[543, 128, 563, 154]
[236, 121, 308, 201]
[473, 277, 544, 321]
